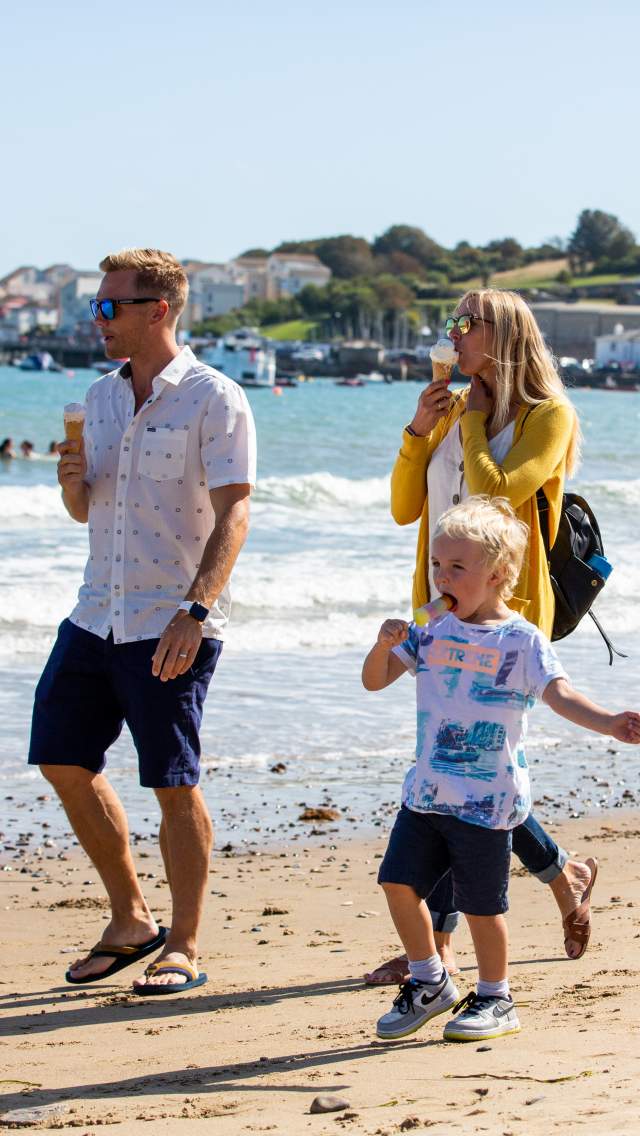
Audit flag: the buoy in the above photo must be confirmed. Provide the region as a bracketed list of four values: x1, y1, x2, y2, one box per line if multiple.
[273, 385, 283, 396]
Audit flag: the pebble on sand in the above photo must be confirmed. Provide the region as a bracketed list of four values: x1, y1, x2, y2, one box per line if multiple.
[309, 1094, 351, 1114]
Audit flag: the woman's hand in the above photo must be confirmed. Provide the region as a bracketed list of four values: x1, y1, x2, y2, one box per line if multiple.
[466, 375, 494, 416]
[407, 379, 454, 436]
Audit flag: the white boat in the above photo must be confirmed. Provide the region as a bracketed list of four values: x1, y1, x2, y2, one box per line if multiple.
[202, 328, 276, 388]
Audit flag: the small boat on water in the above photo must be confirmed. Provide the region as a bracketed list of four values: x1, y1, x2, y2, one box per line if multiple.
[15, 351, 64, 373]
[335, 377, 365, 387]
[201, 328, 276, 388]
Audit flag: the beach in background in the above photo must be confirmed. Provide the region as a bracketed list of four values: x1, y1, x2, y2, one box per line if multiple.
[1, 367, 639, 852]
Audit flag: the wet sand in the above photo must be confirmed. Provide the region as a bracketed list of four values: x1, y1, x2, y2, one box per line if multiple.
[2, 812, 640, 1134]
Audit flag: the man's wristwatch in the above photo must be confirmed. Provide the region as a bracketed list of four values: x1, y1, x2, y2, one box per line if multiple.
[177, 600, 210, 623]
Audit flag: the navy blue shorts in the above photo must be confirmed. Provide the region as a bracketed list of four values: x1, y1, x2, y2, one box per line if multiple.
[378, 805, 512, 917]
[28, 620, 222, 789]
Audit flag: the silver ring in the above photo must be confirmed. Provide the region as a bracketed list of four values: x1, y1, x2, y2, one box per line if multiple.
[178, 652, 188, 658]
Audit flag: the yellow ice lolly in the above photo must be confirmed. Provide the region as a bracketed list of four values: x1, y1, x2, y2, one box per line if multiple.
[413, 594, 454, 626]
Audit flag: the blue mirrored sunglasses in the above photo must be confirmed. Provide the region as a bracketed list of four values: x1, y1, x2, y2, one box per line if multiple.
[89, 297, 161, 320]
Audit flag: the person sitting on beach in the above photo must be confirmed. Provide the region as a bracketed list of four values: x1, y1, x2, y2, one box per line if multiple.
[0, 437, 16, 460]
[366, 288, 598, 988]
[362, 495, 640, 1043]
[20, 440, 36, 458]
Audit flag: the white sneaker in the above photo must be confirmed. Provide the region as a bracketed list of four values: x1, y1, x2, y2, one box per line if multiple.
[443, 992, 521, 1042]
[376, 971, 460, 1040]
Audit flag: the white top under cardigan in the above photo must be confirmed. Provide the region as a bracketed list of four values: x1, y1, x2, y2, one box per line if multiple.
[426, 418, 515, 597]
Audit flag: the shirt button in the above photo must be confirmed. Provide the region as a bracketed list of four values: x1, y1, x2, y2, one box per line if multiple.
[115, 555, 122, 562]
[453, 494, 460, 504]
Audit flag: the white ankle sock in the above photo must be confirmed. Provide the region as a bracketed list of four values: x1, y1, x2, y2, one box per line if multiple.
[408, 954, 443, 985]
[477, 977, 510, 999]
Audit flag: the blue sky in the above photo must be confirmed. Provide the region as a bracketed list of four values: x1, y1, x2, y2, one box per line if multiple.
[2, 0, 639, 275]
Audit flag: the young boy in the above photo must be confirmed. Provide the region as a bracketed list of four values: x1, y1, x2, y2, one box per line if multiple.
[363, 496, 640, 1043]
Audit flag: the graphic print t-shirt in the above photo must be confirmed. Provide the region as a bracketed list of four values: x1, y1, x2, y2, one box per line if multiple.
[393, 613, 567, 830]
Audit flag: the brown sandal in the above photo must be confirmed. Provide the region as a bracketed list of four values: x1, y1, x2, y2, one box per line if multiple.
[364, 955, 410, 986]
[562, 857, 598, 960]
[364, 952, 460, 985]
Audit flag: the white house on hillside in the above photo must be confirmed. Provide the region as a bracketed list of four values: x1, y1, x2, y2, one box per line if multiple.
[595, 325, 640, 368]
[266, 253, 331, 298]
[58, 273, 102, 334]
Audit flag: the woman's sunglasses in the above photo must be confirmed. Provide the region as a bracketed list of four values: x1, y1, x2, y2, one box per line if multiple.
[89, 297, 160, 321]
[445, 314, 494, 335]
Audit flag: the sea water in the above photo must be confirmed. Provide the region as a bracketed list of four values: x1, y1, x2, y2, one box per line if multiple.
[1, 365, 639, 847]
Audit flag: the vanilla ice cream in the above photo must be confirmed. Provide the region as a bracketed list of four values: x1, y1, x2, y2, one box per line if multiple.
[429, 338, 458, 383]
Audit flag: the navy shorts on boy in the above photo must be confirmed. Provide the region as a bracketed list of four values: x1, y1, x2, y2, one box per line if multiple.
[378, 805, 511, 916]
[380, 611, 567, 914]
[28, 620, 222, 788]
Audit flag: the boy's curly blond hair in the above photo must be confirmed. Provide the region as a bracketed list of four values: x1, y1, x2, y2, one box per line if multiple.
[433, 495, 529, 600]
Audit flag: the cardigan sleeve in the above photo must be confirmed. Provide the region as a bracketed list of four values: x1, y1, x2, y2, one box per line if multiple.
[390, 418, 450, 525]
[460, 401, 575, 507]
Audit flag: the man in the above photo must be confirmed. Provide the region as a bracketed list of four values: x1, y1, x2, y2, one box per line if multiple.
[29, 249, 256, 993]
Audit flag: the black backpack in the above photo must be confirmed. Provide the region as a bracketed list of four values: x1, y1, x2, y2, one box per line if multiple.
[535, 488, 625, 665]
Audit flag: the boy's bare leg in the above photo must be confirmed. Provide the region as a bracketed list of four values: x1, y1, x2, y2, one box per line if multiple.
[40, 765, 158, 980]
[134, 785, 213, 988]
[465, 914, 508, 982]
[381, 882, 437, 962]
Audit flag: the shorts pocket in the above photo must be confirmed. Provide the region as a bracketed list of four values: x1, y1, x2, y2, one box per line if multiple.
[138, 428, 188, 481]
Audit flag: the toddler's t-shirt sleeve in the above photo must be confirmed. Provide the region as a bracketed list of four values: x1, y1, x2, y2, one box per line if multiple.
[524, 628, 568, 699]
[392, 622, 420, 676]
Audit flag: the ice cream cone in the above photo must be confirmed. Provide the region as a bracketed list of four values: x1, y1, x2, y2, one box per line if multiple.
[431, 361, 454, 384]
[63, 403, 85, 447]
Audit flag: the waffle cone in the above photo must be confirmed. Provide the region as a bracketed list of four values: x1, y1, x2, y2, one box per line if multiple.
[432, 361, 453, 384]
[64, 417, 84, 442]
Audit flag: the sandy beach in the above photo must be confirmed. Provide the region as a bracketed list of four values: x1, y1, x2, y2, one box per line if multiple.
[2, 811, 640, 1134]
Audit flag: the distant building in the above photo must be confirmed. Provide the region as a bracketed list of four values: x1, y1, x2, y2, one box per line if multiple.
[595, 327, 640, 369]
[265, 253, 331, 299]
[531, 302, 640, 360]
[183, 264, 244, 330]
[58, 272, 102, 335]
[229, 256, 270, 302]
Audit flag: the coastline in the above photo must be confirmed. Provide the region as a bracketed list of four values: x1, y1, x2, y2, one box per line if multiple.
[2, 811, 640, 1133]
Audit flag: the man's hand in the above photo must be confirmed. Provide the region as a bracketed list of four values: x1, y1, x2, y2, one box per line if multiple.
[377, 619, 409, 650]
[152, 612, 203, 682]
[57, 439, 87, 490]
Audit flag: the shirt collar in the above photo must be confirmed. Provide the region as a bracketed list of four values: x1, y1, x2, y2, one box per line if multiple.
[118, 345, 198, 388]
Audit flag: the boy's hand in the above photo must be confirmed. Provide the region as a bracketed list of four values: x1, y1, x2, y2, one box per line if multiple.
[608, 711, 640, 744]
[377, 619, 409, 650]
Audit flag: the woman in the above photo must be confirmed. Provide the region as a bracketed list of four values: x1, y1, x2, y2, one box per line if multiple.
[365, 289, 597, 984]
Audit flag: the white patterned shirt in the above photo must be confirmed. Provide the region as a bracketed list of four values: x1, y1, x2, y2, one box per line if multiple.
[393, 612, 567, 830]
[68, 346, 256, 643]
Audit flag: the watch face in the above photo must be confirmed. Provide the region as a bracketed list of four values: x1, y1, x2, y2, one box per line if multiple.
[190, 602, 209, 622]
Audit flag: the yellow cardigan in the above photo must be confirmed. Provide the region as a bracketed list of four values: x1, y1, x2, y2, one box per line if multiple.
[390, 390, 575, 637]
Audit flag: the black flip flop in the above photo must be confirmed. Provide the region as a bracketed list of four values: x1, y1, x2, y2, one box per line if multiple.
[133, 962, 208, 995]
[65, 926, 168, 984]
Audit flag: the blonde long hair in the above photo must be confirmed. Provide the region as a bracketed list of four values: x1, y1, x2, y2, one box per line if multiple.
[459, 288, 581, 475]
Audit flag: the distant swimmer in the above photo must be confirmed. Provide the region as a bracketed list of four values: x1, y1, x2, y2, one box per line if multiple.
[0, 437, 16, 460]
[20, 440, 36, 459]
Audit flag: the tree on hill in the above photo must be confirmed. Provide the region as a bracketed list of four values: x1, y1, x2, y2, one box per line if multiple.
[568, 209, 636, 272]
[372, 225, 444, 271]
[237, 248, 269, 258]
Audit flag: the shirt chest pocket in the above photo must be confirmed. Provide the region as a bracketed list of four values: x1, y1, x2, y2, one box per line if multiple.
[138, 428, 188, 481]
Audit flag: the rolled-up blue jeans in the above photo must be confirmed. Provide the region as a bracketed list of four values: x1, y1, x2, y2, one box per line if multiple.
[428, 811, 568, 933]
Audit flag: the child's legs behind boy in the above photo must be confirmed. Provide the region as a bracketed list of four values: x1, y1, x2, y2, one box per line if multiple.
[376, 806, 461, 1040]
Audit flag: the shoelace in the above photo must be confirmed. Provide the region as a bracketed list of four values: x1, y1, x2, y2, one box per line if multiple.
[392, 980, 420, 1015]
[451, 991, 502, 1017]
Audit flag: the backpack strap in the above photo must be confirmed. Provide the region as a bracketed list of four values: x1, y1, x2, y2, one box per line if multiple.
[587, 609, 628, 666]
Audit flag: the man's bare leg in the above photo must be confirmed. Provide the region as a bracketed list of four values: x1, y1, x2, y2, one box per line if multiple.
[40, 765, 158, 980]
[134, 785, 212, 988]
